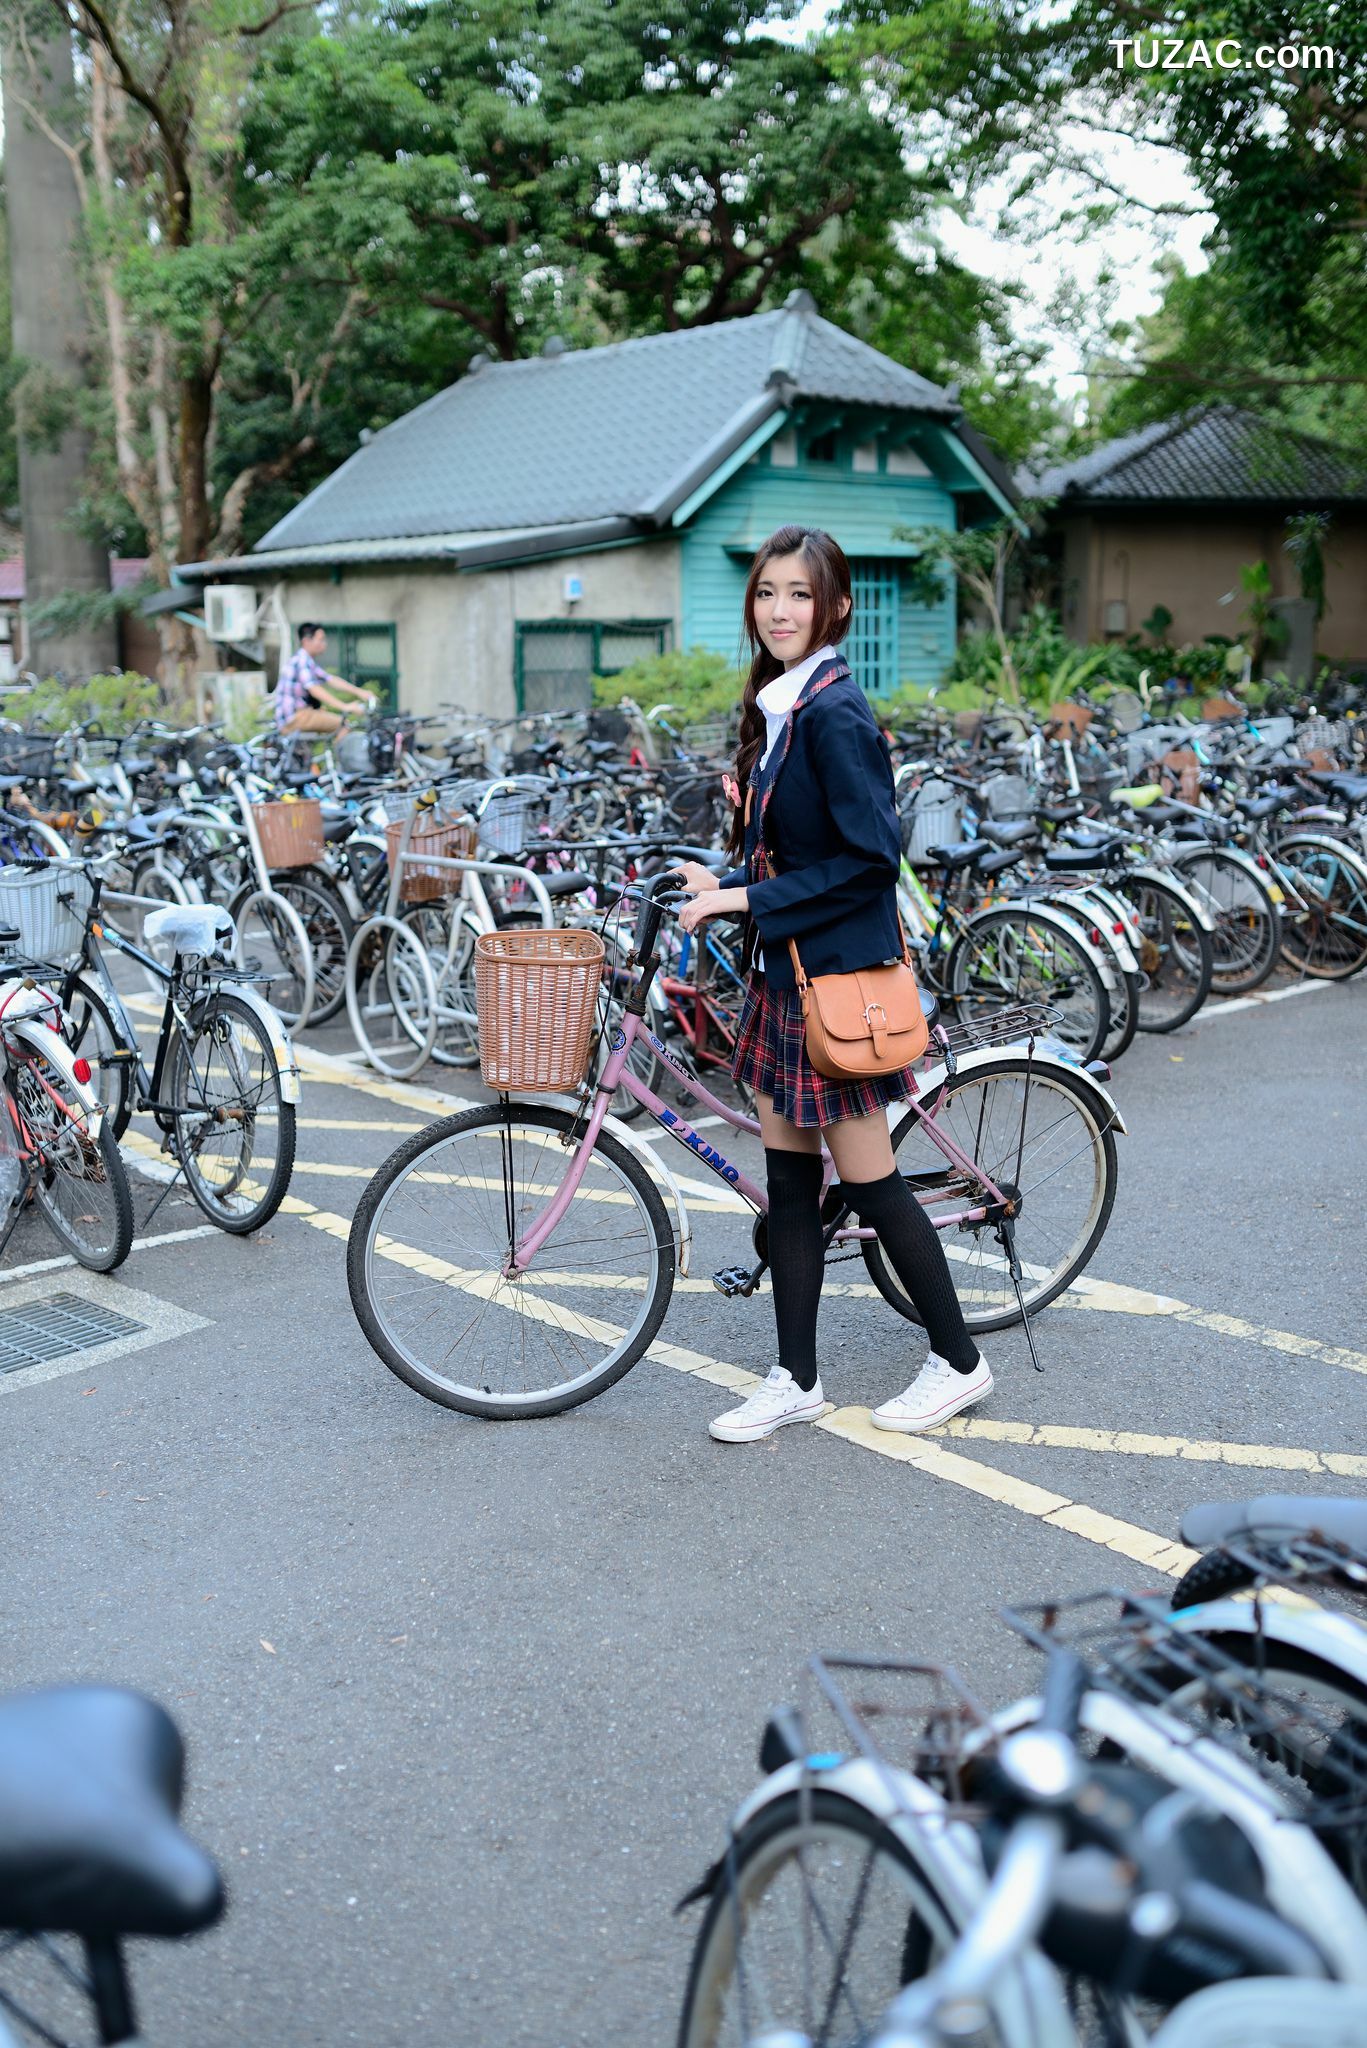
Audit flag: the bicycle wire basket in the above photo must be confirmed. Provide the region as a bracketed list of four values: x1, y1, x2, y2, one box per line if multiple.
[0, 862, 94, 962]
[0, 732, 59, 783]
[382, 791, 478, 903]
[1005, 1589, 1367, 1896]
[474, 927, 606, 1092]
[900, 776, 964, 866]
[253, 797, 325, 869]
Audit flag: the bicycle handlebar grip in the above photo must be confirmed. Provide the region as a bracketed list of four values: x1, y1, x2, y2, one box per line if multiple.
[1038, 1646, 1088, 1739]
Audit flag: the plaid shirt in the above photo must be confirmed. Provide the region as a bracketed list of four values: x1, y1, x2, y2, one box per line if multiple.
[275, 647, 328, 726]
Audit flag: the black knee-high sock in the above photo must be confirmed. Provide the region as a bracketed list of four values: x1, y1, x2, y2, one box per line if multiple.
[842, 1169, 981, 1372]
[764, 1148, 825, 1392]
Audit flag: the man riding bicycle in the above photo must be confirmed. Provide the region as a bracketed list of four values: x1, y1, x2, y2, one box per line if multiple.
[276, 623, 376, 736]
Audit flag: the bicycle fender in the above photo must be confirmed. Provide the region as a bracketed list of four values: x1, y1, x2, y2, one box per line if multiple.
[1168, 1599, 1367, 1691]
[9, 1016, 106, 1140]
[210, 979, 302, 1105]
[992, 895, 1120, 984]
[914, 1042, 1128, 1136]
[601, 1110, 692, 1277]
[1126, 864, 1218, 934]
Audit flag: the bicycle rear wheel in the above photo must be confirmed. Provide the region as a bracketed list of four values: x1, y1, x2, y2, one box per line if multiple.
[1173, 849, 1279, 994]
[863, 1056, 1119, 1331]
[1118, 878, 1214, 1032]
[12, 1050, 133, 1271]
[166, 992, 297, 1233]
[64, 975, 136, 1140]
[947, 907, 1110, 1063]
[346, 1104, 675, 1417]
[1276, 838, 1367, 980]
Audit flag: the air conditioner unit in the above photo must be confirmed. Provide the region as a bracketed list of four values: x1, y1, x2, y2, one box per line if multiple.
[206, 585, 259, 642]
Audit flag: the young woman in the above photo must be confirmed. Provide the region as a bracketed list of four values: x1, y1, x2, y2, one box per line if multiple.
[677, 525, 994, 1445]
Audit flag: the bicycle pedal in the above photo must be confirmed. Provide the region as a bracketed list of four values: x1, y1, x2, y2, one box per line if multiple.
[711, 1264, 759, 1299]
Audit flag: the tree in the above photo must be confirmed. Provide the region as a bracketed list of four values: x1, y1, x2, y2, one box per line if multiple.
[0, 18, 117, 672]
[834, 0, 1367, 450]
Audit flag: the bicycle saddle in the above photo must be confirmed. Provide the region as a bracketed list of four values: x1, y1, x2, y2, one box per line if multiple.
[1181, 1494, 1367, 1553]
[1234, 790, 1293, 820]
[0, 1687, 224, 1938]
[322, 812, 356, 842]
[538, 870, 594, 897]
[926, 840, 985, 871]
[1043, 843, 1123, 872]
[977, 845, 1027, 877]
[976, 819, 1036, 848]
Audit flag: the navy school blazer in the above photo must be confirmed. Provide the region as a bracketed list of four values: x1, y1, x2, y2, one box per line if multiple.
[718, 654, 903, 994]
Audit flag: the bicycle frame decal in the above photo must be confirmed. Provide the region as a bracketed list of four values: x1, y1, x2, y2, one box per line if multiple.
[653, 1106, 741, 1184]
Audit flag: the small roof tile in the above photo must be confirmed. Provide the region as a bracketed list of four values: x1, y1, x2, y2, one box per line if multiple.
[1032, 404, 1367, 504]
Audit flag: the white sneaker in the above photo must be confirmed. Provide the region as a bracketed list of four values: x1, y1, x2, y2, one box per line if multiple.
[870, 1353, 992, 1434]
[710, 1367, 825, 1443]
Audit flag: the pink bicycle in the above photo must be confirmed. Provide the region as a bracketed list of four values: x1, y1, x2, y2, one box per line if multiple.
[347, 875, 1123, 1417]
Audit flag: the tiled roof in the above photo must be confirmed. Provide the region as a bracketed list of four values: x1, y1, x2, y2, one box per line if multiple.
[1031, 405, 1367, 504]
[246, 296, 960, 559]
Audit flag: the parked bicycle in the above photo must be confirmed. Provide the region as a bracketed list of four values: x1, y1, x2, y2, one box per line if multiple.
[346, 870, 1123, 1417]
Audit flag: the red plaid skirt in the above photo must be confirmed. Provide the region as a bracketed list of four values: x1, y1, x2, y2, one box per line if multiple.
[732, 974, 919, 1128]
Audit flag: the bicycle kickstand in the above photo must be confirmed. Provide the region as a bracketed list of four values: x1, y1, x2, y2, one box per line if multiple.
[995, 1214, 1044, 1373]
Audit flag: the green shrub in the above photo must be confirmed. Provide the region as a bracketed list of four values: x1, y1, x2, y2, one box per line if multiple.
[592, 645, 744, 726]
[23, 670, 162, 734]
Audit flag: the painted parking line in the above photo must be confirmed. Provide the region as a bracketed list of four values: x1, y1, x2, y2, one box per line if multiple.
[279, 1183, 1200, 1577]
[936, 1415, 1367, 1478]
[0, 1223, 220, 1288]
[1193, 981, 1329, 1023]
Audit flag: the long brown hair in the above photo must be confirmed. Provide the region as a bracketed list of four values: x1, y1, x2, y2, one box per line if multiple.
[726, 526, 853, 857]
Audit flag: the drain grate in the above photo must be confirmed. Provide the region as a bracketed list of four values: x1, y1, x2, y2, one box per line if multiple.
[0, 1291, 147, 1375]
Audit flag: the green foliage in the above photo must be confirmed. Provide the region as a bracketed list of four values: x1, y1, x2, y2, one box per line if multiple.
[1284, 512, 1330, 625]
[1141, 605, 1173, 645]
[23, 669, 161, 733]
[22, 576, 156, 642]
[592, 646, 744, 725]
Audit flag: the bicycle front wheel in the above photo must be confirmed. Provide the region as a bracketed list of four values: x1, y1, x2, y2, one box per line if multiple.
[678, 1789, 1011, 2048]
[347, 1104, 676, 1417]
[1173, 848, 1279, 995]
[13, 1050, 133, 1271]
[166, 992, 297, 1233]
[864, 1056, 1120, 1331]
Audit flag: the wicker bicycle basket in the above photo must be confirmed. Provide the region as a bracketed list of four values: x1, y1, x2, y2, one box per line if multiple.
[0, 862, 94, 962]
[253, 798, 325, 869]
[384, 814, 479, 902]
[474, 927, 606, 1092]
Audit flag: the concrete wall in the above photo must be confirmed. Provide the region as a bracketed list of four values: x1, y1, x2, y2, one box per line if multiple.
[1060, 509, 1367, 661]
[271, 538, 680, 719]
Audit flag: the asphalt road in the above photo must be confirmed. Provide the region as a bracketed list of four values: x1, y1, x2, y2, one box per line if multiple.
[3, 974, 1365, 2046]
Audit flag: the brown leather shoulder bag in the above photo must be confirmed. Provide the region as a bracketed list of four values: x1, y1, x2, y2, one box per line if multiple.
[786, 925, 929, 1081]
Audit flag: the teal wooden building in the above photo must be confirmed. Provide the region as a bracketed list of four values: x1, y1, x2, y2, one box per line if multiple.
[179, 291, 1018, 717]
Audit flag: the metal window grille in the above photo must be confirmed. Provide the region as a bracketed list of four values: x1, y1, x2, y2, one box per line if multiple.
[848, 560, 901, 699]
[514, 619, 671, 714]
[320, 623, 399, 709]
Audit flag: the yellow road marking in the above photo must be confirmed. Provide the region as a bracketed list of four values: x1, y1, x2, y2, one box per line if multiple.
[815, 1408, 1198, 1575]
[937, 1416, 1367, 1477]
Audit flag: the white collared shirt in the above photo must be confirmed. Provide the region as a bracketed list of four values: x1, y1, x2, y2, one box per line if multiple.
[757, 643, 839, 769]
[751, 644, 839, 972]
